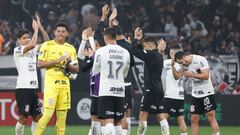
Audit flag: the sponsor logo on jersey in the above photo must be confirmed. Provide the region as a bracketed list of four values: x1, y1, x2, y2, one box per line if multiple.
[30, 81, 36, 85]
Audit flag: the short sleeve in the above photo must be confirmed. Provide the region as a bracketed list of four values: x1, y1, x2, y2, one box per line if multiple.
[38, 43, 48, 61]
[92, 49, 101, 75]
[174, 63, 182, 71]
[14, 46, 25, 56]
[200, 57, 209, 70]
[70, 47, 78, 64]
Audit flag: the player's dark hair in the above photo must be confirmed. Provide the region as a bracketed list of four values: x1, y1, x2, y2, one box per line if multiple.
[112, 25, 123, 35]
[54, 22, 69, 31]
[94, 33, 105, 47]
[143, 36, 157, 47]
[169, 45, 181, 50]
[17, 29, 31, 39]
[103, 27, 117, 40]
[174, 51, 187, 61]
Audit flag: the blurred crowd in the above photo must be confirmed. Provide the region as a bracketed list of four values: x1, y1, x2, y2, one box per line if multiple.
[0, 0, 240, 57]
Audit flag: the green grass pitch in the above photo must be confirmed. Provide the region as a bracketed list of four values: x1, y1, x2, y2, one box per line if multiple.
[1, 126, 240, 135]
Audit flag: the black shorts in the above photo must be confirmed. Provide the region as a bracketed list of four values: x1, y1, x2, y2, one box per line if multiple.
[190, 95, 217, 114]
[163, 98, 184, 117]
[98, 96, 124, 121]
[15, 89, 42, 117]
[140, 90, 164, 114]
[124, 86, 132, 110]
[90, 97, 98, 116]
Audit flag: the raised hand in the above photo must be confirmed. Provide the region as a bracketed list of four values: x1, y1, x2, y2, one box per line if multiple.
[82, 27, 93, 40]
[101, 4, 110, 21]
[83, 48, 94, 57]
[36, 14, 42, 28]
[134, 27, 143, 40]
[58, 52, 70, 64]
[112, 19, 119, 26]
[32, 20, 38, 31]
[109, 8, 117, 21]
[158, 39, 166, 53]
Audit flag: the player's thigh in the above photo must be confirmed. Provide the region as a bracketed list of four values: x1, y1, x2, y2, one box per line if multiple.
[15, 89, 36, 117]
[190, 96, 204, 114]
[44, 87, 59, 109]
[30, 89, 42, 117]
[163, 98, 184, 117]
[124, 86, 132, 110]
[56, 87, 71, 110]
[90, 97, 98, 116]
[202, 95, 217, 113]
[140, 91, 152, 112]
[97, 96, 115, 119]
[114, 97, 125, 121]
[152, 91, 164, 114]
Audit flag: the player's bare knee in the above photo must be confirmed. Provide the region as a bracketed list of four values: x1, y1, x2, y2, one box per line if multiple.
[18, 115, 27, 125]
[139, 111, 148, 121]
[176, 116, 184, 124]
[206, 110, 216, 121]
[125, 109, 131, 117]
[191, 115, 200, 123]
[33, 114, 42, 122]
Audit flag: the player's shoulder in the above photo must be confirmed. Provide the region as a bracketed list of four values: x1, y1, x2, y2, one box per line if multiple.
[14, 46, 23, 51]
[64, 42, 75, 48]
[42, 40, 54, 46]
[163, 59, 171, 68]
[193, 54, 206, 61]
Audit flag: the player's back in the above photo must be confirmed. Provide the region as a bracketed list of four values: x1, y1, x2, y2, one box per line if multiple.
[94, 44, 130, 97]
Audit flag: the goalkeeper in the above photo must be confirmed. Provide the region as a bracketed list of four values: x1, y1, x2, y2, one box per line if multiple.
[34, 22, 79, 135]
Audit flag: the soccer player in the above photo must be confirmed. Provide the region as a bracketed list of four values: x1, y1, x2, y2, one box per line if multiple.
[78, 5, 109, 135]
[131, 28, 169, 135]
[174, 51, 220, 135]
[13, 15, 49, 135]
[92, 27, 130, 135]
[109, 9, 135, 135]
[34, 22, 79, 135]
[159, 40, 188, 135]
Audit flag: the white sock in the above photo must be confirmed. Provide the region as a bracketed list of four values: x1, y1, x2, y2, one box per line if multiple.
[105, 123, 115, 135]
[137, 121, 147, 135]
[101, 126, 106, 135]
[213, 131, 220, 135]
[126, 117, 131, 135]
[92, 121, 101, 135]
[181, 133, 188, 135]
[88, 129, 92, 135]
[122, 129, 128, 135]
[115, 126, 122, 135]
[160, 119, 170, 135]
[15, 122, 25, 135]
[31, 121, 37, 135]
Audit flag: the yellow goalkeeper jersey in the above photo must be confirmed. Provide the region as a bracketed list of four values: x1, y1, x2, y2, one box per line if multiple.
[38, 40, 78, 88]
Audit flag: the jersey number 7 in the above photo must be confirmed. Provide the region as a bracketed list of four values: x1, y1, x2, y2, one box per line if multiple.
[108, 61, 123, 79]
